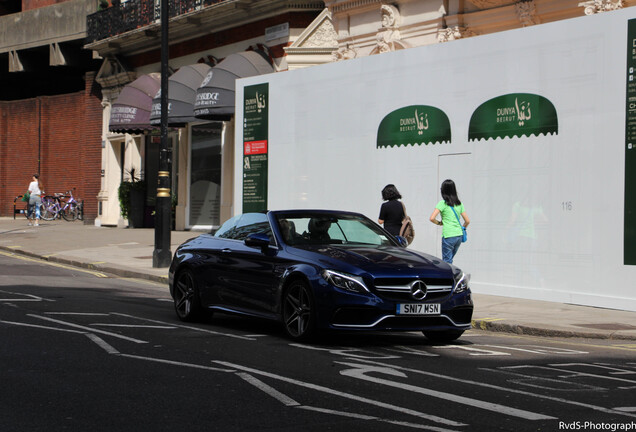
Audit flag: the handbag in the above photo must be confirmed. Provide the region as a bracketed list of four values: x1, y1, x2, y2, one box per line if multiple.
[450, 206, 467, 243]
[399, 202, 415, 245]
[22, 192, 30, 202]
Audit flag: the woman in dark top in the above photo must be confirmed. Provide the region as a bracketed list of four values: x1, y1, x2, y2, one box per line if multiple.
[378, 184, 405, 236]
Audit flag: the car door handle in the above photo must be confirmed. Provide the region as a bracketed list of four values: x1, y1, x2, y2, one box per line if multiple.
[221, 248, 232, 253]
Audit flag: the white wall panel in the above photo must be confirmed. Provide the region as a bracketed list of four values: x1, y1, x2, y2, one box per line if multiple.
[236, 8, 636, 311]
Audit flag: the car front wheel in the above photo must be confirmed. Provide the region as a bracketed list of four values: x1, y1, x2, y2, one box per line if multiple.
[423, 330, 464, 342]
[282, 280, 315, 340]
[174, 269, 203, 322]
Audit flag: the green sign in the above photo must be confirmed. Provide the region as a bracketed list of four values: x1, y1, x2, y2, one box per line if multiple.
[468, 93, 558, 141]
[377, 105, 451, 148]
[242, 83, 269, 213]
[625, 19, 636, 265]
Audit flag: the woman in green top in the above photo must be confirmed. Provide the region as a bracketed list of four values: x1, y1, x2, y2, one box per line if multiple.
[429, 179, 470, 264]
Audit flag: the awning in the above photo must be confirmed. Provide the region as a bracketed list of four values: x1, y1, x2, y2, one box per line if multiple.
[109, 73, 160, 133]
[377, 105, 451, 148]
[194, 51, 274, 120]
[468, 93, 558, 141]
[150, 63, 212, 127]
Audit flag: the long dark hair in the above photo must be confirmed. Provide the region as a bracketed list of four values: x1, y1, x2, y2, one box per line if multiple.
[381, 184, 402, 201]
[441, 179, 461, 206]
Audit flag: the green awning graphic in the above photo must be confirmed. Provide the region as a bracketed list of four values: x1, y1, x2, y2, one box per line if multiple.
[468, 93, 558, 141]
[377, 105, 451, 148]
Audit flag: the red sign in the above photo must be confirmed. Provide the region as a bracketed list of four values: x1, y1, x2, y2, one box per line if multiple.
[244, 140, 268, 155]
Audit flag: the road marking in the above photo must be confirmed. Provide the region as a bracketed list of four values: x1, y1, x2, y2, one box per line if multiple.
[237, 372, 300, 406]
[615, 407, 636, 412]
[509, 364, 636, 386]
[119, 354, 236, 372]
[90, 324, 176, 329]
[0, 250, 108, 278]
[479, 344, 588, 355]
[85, 333, 120, 354]
[110, 313, 256, 340]
[0, 319, 86, 334]
[297, 406, 457, 431]
[337, 362, 554, 421]
[45, 312, 109, 316]
[351, 358, 636, 419]
[433, 345, 511, 356]
[289, 343, 401, 360]
[213, 360, 466, 427]
[0, 290, 53, 302]
[28, 314, 147, 344]
[386, 346, 440, 357]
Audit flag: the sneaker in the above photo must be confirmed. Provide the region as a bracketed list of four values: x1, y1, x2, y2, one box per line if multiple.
[34, 222, 39, 226]
[28, 221, 32, 226]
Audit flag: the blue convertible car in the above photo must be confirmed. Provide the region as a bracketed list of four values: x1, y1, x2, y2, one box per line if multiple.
[169, 210, 473, 341]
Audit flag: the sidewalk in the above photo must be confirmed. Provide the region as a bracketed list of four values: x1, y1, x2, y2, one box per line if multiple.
[1, 217, 635, 341]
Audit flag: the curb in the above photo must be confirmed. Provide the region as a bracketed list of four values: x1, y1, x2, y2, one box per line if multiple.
[471, 318, 636, 341]
[0, 245, 169, 285]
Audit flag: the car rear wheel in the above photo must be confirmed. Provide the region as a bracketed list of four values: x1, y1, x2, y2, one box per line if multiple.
[174, 269, 203, 322]
[423, 330, 464, 342]
[282, 280, 315, 340]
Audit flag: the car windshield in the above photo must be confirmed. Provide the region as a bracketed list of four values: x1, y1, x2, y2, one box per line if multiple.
[275, 213, 396, 247]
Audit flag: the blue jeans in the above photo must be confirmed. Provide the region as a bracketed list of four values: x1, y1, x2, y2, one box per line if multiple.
[28, 195, 41, 219]
[442, 235, 463, 264]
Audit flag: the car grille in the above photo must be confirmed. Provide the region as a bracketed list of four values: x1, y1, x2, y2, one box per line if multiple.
[372, 277, 454, 302]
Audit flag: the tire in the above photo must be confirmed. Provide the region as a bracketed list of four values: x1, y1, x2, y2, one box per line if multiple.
[40, 202, 57, 221]
[282, 280, 315, 341]
[62, 203, 79, 221]
[173, 269, 203, 322]
[423, 330, 464, 342]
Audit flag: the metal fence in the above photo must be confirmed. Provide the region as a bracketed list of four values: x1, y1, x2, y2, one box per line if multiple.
[86, 0, 227, 44]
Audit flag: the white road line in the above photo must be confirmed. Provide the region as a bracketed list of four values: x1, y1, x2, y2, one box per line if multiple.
[509, 365, 636, 386]
[433, 345, 511, 356]
[615, 407, 636, 412]
[289, 343, 400, 360]
[90, 324, 176, 329]
[237, 372, 300, 406]
[297, 406, 375, 420]
[85, 333, 120, 354]
[297, 406, 458, 432]
[119, 354, 236, 372]
[213, 360, 466, 427]
[28, 314, 147, 344]
[387, 346, 440, 357]
[351, 358, 636, 419]
[45, 312, 110, 316]
[0, 320, 86, 334]
[110, 313, 255, 340]
[479, 345, 588, 355]
[337, 362, 554, 421]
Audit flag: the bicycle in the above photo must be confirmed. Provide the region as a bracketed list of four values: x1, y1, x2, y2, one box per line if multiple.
[41, 190, 81, 221]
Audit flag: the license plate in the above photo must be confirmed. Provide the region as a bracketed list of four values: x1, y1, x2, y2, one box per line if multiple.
[397, 303, 440, 315]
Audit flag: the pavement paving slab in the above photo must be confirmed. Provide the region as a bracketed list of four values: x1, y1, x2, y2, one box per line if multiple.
[1, 217, 635, 341]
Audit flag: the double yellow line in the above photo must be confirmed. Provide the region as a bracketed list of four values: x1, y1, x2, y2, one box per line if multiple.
[0, 250, 108, 278]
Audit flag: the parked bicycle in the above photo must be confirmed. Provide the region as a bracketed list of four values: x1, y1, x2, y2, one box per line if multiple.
[41, 190, 82, 222]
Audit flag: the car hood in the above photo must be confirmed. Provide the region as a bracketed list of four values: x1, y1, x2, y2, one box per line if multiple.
[287, 244, 451, 275]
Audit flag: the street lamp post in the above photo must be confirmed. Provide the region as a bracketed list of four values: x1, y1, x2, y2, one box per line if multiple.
[153, 0, 171, 268]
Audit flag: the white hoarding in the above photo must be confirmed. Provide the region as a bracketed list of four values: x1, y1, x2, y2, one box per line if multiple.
[236, 8, 636, 311]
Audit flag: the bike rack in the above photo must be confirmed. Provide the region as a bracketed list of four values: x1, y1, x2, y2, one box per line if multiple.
[13, 196, 28, 219]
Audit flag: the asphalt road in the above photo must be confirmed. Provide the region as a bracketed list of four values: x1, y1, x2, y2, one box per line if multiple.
[1, 253, 635, 432]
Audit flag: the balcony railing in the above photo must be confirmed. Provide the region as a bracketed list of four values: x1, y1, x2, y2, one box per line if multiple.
[86, 0, 227, 44]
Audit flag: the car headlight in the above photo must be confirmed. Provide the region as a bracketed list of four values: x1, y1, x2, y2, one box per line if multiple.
[322, 270, 370, 294]
[453, 272, 470, 294]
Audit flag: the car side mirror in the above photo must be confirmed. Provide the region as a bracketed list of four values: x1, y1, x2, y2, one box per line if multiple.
[245, 233, 271, 249]
[395, 235, 409, 248]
